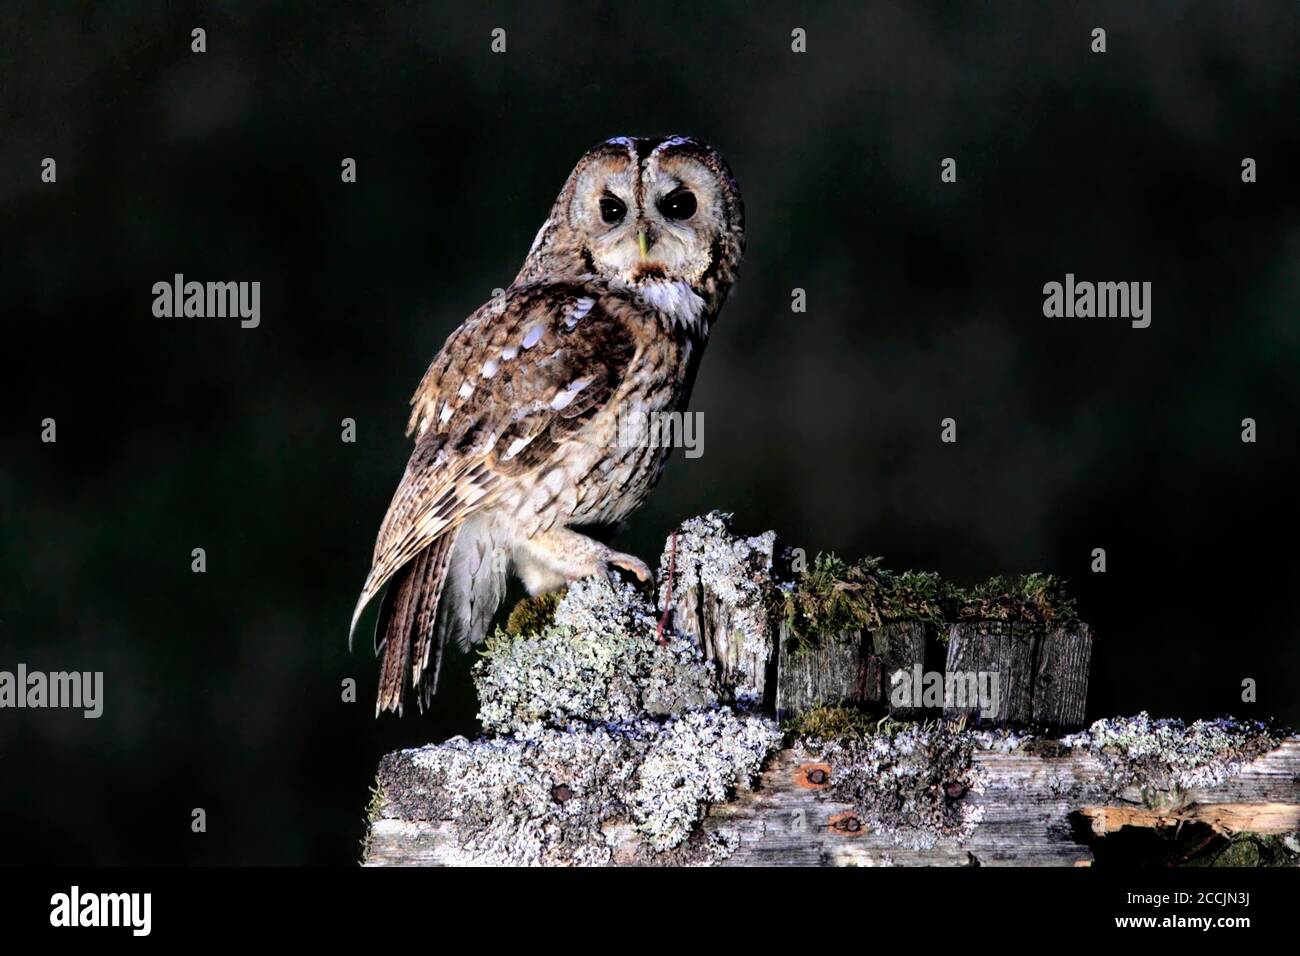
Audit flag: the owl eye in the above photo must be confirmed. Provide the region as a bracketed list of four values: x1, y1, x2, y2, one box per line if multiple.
[658, 189, 697, 221]
[598, 194, 626, 225]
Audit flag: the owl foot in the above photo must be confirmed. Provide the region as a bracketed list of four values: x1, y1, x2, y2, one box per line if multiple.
[514, 526, 652, 594]
[603, 552, 652, 585]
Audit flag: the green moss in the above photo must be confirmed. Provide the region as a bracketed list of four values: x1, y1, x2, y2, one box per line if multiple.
[365, 782, 385, 823]
[1202, 833, 1299, 867]
[503, 590, 563, 637]
[775, 553, 882, 643]
[359, 781, 385, 864]
[783, 705, 882, 742]
[1084, 820, 1300, 867]
[879, 570, 948, 622]
[783, 705, 950, 744]
[1098, 823, 1297, 868]
[774, 552, 1078, 646]
[949, 573, 1078, 624]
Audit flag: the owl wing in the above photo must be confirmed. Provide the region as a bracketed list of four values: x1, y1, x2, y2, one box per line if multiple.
[349, 279, 640, 645]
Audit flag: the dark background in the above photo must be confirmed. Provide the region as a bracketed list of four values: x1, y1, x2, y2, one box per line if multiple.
[2, 1, 1297, 864]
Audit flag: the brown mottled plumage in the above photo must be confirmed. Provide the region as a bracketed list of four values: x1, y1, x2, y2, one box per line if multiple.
[352, 136, 745, 715]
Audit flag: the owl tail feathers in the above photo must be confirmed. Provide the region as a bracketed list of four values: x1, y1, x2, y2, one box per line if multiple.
[371, 529, 460, 717]
[436, 514, 511, 655]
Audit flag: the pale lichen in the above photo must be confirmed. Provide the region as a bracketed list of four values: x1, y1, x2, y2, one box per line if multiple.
[658, 511, 776, 706]
[631, 709, 779, 851]
[790, 711, 1288, 849]
[1061, 711, 1285, 794]
[475, 577, 718, 735]
[380, 727, 642, 866]
[660, 512, 774, 656]
[379, 568, 780, 865]
[378, 712, 777, 865]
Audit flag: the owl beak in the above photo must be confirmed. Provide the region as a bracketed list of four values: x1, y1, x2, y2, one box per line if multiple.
[637, 229, 650, 260]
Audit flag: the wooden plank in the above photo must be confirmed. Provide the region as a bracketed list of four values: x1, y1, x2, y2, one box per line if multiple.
[364, 737, 1300, 867]
[872, 621, 931, 720]
[774, 623, 862, 720]
[943, 622, 1035, 725]
[775, 620, 1089, 731]
[775, 622, 939, 720]
[942, 622, 1091, 731]
[1032, 624, 1092, 728]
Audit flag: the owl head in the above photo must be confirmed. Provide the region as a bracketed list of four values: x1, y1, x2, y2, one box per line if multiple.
[516, 136, 745, 316]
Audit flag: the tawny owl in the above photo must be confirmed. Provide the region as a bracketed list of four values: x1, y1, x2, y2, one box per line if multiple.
[351, 135, 745, 715]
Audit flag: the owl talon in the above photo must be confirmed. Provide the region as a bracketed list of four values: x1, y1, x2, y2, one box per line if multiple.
[607, 553, 653, 586]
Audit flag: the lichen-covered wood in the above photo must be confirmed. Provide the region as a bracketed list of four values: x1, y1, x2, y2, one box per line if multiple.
[360, 517, 1282, 867]
[658, 512, 776, 709]
[700, 734, 1300, 867]
[363, 575, 781, 865]
[366, 718, 1300, 867]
